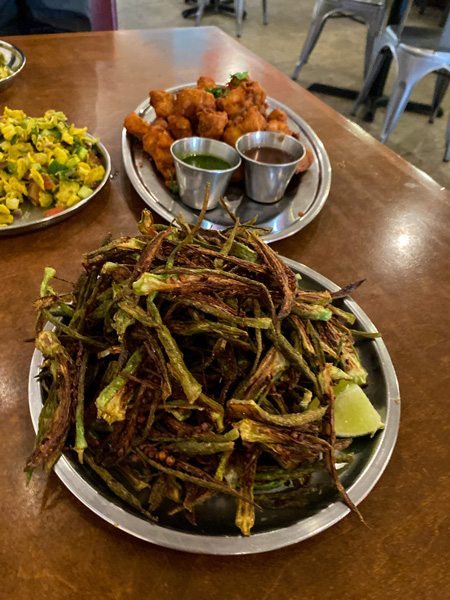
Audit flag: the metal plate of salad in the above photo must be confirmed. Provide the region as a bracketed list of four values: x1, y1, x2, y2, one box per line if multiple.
[0, 108, 111, 237]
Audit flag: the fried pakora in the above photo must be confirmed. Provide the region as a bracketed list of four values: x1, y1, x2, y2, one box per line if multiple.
[173, 87, 216, 121]
[197, 76, 216, 90]
[222, 106, 267, 146]
[197, 108, 228, 140]
[220, 79, 267, 119]
[168, 114, 193, 140]
[296, 146, 314, 173]
[149, 90, 175, 119]
[142, 125, 176, 187]
[124, 111, 152, 139]
[124, 111, 175, 187]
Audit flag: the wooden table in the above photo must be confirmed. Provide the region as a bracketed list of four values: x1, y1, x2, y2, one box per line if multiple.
[1, 27, 450, 600]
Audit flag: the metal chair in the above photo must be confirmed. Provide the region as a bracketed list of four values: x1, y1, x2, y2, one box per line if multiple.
[352, 4, 450, 143]
[291, 0, 387, 80]
[195, 0, 268, 37]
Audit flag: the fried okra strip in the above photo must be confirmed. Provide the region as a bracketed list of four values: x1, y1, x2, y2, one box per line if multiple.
[135, 448, 256, 504]
[235, 447, 260, 536]
[84, 454, 157, 521]
[26, 330, 75, 472]
[95, 347, 146, 423]
[74, 348, 88, 463]
[118, 300, 202, 403]
[228, 400, 327, 428]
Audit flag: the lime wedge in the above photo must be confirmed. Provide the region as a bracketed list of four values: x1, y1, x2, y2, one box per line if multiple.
[333, 380, 384, 438]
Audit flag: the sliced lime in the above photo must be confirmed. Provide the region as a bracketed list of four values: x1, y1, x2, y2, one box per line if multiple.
[333, 380, 384, 438]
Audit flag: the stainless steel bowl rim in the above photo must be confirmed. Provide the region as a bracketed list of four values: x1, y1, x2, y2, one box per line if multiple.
[171, 137, 241, 174]
[28, 257, 400, 555]
[0, 40, 26, 83]
[235, 132, 305, 167]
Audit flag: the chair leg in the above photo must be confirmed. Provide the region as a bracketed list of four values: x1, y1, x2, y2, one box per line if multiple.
[195, 0, 207, 26]
[262, 0, 268, 25]
[364, 21, 381, 77]
[291, 0, 332, 80]
[380, 51, 438, 143]
[444, 114, 450, 161]
[235, 0, 244, 37]
[380, 49, 439, 143]
[430, 72, 449, 124]
[351, 50, 386, 116]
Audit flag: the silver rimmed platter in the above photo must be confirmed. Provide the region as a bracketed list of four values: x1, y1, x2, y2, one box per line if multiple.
[0, 135, 111, 237]
[0, 40, 26, 92]
[28, 257, 400, 555]
[122, 85, 331, 243]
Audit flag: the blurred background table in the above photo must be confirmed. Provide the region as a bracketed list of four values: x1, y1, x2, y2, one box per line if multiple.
[1, 26, 450, 600]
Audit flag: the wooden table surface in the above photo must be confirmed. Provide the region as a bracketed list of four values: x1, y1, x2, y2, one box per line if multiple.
[1, 27, 450, 600]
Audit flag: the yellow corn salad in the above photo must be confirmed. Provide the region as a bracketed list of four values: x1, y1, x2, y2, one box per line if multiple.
[0, 52, 12, 80]
[0, 108, 105, 226]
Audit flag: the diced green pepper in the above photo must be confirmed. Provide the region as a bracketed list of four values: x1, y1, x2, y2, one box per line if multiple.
[7, 161, 17, 174]
[48, 160, 68, 175]
[75, 145, 88, 160]
[77, 185, 93, 199]
[65, 156, 80, 169]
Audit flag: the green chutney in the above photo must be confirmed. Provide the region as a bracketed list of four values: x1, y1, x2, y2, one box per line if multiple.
[181, 154, 232, 171]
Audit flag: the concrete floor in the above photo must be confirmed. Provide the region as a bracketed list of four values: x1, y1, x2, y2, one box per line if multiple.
[117, 0, 450, 189]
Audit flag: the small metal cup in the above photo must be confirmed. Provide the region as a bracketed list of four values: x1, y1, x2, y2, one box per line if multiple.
[171, 137, 241, 211]
[236, 131, 305, 203]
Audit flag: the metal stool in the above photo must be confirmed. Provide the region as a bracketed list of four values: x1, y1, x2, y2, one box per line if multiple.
[291, 0, 386, 80]
[352, 18, 450, 143]
[194, 0, 268, 37]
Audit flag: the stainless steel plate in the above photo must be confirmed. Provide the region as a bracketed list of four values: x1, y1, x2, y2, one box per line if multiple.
[0, 135, 111, 237]
[0, 40, 25, 93]
[28, 258, 400, 555]
[122, 85, 331, 243]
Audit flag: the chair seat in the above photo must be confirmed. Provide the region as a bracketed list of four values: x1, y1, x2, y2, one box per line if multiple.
[395, 26, 450, 53]
[345, 0, 384, 6]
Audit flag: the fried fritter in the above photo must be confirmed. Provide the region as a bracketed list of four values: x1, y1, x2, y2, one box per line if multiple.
[173, 87, 216, 121]
[197, 108, 228, 140]
[197, 76, 216, 90]
[124, 112, 153, 139]
[221, 79, 267, 119]
[266, 119, 293, 136]
[154, 118, 169, 130]
[296, 146, 314, 173]
[142, 124, 176, 186]
[266, 108, 295, 136]
[150, 90, 176, 119]
[168, 114, 193, 140]
[222, 106, 267, 146]
[267, 109, 288, 123]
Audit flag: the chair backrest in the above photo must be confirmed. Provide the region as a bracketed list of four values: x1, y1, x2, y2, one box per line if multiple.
[383, 0, 415, 35]
[89, 0, 118, 31]
[438, 10, 450, 50]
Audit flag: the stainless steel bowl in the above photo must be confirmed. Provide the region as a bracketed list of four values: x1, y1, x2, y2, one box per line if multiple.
[0, 134, 111, 237]
[0, 40, 26, 92]
[171, 137, 241, 211]
[236, 131, 305, 204]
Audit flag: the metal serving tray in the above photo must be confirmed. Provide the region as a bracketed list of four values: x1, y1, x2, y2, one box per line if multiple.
[122, 85, 332, 243]
[28, 257, 400, 555]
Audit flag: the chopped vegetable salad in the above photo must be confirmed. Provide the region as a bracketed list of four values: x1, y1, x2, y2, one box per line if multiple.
[0, 52, 12, 80]
[0, 108, 105, 226]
